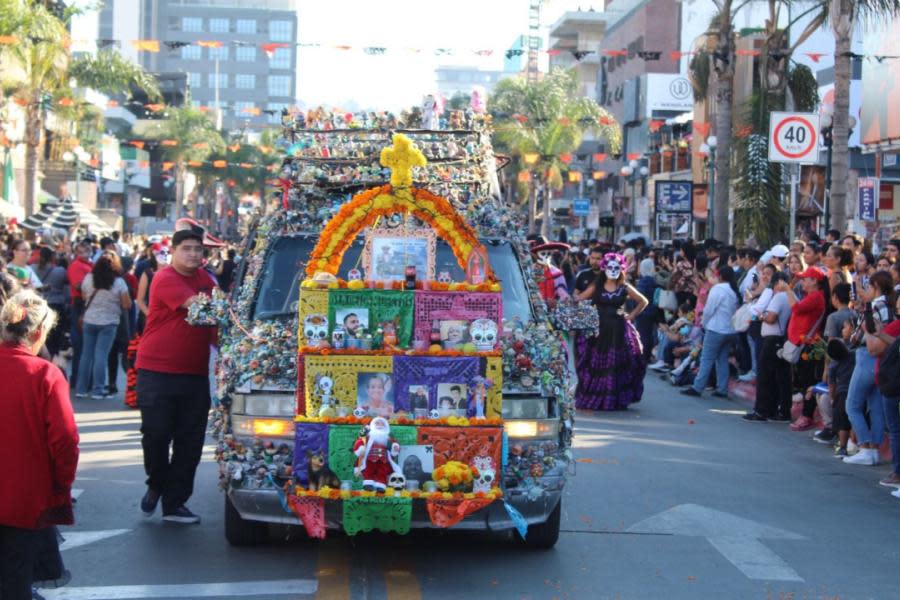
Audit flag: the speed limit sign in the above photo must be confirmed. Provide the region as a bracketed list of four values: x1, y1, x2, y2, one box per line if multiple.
[768, 112, 820, 163]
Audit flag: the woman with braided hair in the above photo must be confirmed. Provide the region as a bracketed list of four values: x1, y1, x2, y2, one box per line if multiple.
[574, 252, 649, 410]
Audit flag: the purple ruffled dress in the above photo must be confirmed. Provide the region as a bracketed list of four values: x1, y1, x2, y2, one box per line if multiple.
[575, 285, 645, 410]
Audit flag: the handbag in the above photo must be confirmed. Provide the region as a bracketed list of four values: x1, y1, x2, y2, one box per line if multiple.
[657, 289, 678, 312]
[732, 303, 753, 333]
[77, 291, 97, 332]
[779, 312, 824, 364]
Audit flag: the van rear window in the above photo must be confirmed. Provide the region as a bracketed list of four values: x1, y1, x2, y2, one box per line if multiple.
[250, 236, 532, 323]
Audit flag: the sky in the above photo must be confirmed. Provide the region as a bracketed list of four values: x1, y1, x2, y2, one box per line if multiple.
[294, 0, 602, 110]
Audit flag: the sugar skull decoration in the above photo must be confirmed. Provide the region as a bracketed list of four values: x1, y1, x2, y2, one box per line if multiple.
[348, 268, 363, 281]
[387, 471, 406, 491]
[304, 314, 329, 346]
[470, 318, 498, 351]
[472, 456, 496, 493]
[601, 253, 626, 282]
[437, 271, 452, 284]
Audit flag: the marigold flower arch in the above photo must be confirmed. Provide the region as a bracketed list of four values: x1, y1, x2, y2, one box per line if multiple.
[304, 135, 495, 281]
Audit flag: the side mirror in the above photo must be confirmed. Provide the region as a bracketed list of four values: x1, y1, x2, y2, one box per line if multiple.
[549, 299, 599, 336]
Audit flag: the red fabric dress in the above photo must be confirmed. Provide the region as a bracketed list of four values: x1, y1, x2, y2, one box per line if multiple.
[0, 343, 79, 529]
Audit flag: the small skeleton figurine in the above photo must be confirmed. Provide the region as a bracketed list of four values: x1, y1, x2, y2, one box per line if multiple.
[530, 240, 571, 308]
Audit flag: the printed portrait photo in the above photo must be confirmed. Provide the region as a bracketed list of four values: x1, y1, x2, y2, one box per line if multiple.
[356, 372, 394, 418]
[335, 308, 369, 337]
[436, 383, 468, 416]
[439, 320, 469, 350]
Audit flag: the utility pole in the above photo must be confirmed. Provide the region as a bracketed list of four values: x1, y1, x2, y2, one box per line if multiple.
[527, 0, 541, 82]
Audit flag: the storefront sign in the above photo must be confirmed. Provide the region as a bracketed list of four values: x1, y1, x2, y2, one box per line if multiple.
[858, 177, 879, 221]
[655, 181, 693, 213]
[572, 198, 590, 216]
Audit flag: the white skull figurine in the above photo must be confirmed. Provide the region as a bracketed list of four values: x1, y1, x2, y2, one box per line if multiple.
[348, 268, 362, 281]
[437, 271, 452, 284]
[353, 407, 367, 419]
[387, 472, 406, 491]
[470, 319, 499, 351]
[473, 467, 495, 494]
[429, 409, 441, 419]
[304, 314, 329, 346]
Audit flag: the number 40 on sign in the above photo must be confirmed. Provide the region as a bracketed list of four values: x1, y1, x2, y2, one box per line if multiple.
[768, 112, 820, 164]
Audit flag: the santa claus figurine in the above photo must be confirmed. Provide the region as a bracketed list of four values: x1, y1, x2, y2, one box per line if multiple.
[530, 240, 571, 308]
[352, 417, 401, 492]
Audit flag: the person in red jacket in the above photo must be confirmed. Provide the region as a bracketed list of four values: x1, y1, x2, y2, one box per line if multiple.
[0, 290, 79, 599]
[66, 240, 94, 389]
[136, 227, 216, 524]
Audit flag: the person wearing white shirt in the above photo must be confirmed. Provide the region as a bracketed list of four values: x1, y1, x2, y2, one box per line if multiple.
[681, 266, 741, 398]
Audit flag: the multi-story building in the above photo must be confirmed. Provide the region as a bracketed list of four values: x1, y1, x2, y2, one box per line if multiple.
[130, 0, 298, 131]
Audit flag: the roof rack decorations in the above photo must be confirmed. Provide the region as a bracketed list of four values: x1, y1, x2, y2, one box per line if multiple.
[290, 134, 505, 537]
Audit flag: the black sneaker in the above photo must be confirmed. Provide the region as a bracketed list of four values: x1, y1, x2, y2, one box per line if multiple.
[813, 428, 836, 444]
[770, 414, 791, 423]
[141, 488, 160, 517]
[680, 387, 701, 397]
[742, 412, 768, 422]
[162, 505, 201, 524]
[711, 391, 728, 399]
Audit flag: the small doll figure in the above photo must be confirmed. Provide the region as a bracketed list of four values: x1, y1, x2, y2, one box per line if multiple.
[469, 376, 493, 419]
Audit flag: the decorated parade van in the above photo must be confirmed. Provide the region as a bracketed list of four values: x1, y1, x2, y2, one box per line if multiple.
[195, 113, 588, 549]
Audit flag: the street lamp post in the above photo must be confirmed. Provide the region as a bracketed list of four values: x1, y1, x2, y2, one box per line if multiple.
[700, 136, 718, 239]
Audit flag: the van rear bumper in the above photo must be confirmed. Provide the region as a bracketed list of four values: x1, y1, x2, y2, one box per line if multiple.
[227, 479, 563, 532]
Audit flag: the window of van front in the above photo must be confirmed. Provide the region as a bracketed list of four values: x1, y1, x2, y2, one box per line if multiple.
[251, 236, 532, 323]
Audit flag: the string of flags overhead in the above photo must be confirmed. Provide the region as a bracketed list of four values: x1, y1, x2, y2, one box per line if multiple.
[1, 35, 897, 63]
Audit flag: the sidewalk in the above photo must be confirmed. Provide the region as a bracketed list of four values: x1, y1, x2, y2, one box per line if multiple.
[727, 378, 893, 462]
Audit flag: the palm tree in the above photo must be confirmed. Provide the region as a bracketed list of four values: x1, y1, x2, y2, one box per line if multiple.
[143, 105, 225, 220]
[489, 68, 621, 236]
[709, 0, 737, 241]
[0, 0, 161, 217]
[824, 0, 900, 232]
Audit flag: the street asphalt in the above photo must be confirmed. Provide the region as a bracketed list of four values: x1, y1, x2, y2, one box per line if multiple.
[45, 372, 900, 600]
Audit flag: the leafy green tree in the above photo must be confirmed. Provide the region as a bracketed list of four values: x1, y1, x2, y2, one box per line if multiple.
[0, 0, 160, 216]
[143, 105, 225, 219]
[489, 68, 621, 235]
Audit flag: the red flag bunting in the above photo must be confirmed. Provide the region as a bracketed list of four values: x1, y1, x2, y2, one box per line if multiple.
[161, 140, 178, 147]
[626, 153, 641, 161]
[197, 40, 223, 48]
[805, 52, 826, 63]
[129, 140, 145, 149]
[262, 42, 289, 57]
[604, 49, 627, 57]
[213, 160, 227, 168]
[593, 153, 607, 162]
[559, 153, 573, 164]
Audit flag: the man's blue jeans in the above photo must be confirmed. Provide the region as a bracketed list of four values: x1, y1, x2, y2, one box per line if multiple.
[846, 349, 885, 446]
[692, 330, 735, 394]
[76, 322, 118, 396]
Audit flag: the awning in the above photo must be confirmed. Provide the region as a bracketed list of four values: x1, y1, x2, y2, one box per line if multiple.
[20, 198, 112, 233]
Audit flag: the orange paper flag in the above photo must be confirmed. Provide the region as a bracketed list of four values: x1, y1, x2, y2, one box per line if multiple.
[58, 98, 75, 107]
[213, 160, 227, 168]
[593, 153, 607, 163]
[627, 153, 642, 161]
[197, 40, 223, 48]
[192, 142, 209, 149]
[241, 107, 261, 116]
[162, 161, 175, 170]
[228, 143, 241, 152]
[239, 163, 254, 169]
[145, 103, 165, 112]
[161, 140, 178, 147]
[129, 140, 145, 149]
[132, 40, 160, 53]
[0, 35, 18, 45]
[187, 160, 203, 167]
[261, 42, 289, 57]
[693, 123, 711, 138]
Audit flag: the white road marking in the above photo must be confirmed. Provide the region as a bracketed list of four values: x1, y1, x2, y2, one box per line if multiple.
[41, 579, 318, 599]
[59, 529, 131, 551]
[627, 503, 805, 582]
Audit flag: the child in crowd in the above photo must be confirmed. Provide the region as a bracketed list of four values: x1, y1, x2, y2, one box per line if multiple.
[826, 318, 857, 458]
[649, 302, 693, 372]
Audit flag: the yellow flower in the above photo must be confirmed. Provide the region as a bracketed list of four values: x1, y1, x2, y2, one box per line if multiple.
[399, 490, 411, 498]
[347, 279, 365, 290]
[437, 478, 450, 490]
[340, 490, 351, 499]
[442, 492, 454, 500]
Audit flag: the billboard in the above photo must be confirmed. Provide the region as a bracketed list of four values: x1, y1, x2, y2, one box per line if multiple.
[644, 73, 694, 117]
[860, 18, 900, 148]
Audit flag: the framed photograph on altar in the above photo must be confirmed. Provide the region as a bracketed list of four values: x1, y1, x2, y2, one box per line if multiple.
[356, 372, 395, 417]
[335, 307, 369, 338]
[364, 227, 435, 282]
[408, 385, 430, 418]
[436, 383, 468, 416]
[327, 289, 415, 347]
[413, 291, 503, 346]
[439, 320, 470, 350]
[399, 445, 434, 485]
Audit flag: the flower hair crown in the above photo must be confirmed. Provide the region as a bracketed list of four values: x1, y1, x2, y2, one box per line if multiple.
[600, 253, 625, 270]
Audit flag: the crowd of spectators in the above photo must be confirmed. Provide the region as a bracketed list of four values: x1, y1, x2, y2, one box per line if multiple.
[560, 230, 900, 499]
[1, 223, 238, 403]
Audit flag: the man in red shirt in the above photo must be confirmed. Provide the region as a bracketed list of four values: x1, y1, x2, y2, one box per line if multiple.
[136, 228, 216, 524]
[66, 240, 94, 388]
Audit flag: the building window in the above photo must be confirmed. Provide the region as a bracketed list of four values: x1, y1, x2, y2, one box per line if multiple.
[235, 74, 255, 89]
[236, 46, 256, 62]
[207, 73, 229, 89]
[209, 18, 229, 33]
[188, 72, 202, 89]
[234, 101, 256, 117]
[268, 75, 291, 97]
[269, 20, 293, 42]
[267, 103, 288, 124]
[236, 19, 256, 34]
[181, 45, 202, 60]
[182, 17, 202, 32]
[269, 47, 291, 69]
[209, 45, 229, 61]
